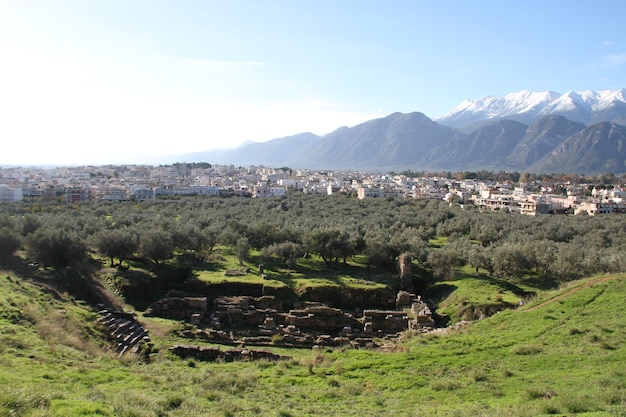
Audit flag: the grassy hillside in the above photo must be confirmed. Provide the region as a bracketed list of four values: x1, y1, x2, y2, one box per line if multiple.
[0, 265, 624, 416]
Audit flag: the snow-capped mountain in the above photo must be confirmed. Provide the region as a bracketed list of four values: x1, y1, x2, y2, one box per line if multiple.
[436, 89, 626, 128]
[175, 87, 626, 174]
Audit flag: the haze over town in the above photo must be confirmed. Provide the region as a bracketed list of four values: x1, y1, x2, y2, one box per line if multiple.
[1, 1, 625, 166]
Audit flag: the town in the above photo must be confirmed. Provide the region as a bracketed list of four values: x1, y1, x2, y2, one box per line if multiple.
[1, 163, 625, 216]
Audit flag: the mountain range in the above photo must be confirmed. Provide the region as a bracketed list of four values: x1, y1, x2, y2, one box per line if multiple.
[178, 89, 626, 174]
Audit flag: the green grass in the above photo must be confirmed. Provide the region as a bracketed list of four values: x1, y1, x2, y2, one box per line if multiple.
[426, 272, 537, 324]
[429, 236, 449, 248]
[193, 251, 391, 293]
[195, 269, 286, 287]
[1, 268, 625, 416]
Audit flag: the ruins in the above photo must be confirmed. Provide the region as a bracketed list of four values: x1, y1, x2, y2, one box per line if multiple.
[99, 286, 435, 356]
[169, 345, 291, 362]
[97, 306, 152, 356]
[398, 253, 414, 293]
[146, 290, 435, 350]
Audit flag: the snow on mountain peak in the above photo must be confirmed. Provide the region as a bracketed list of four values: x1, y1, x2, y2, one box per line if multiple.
[501, 90, 561, 115]
[436, 89, 626, 127]
[594, 89, 626, 108]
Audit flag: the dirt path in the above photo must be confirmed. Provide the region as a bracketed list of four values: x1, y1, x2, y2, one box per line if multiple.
[524, 274, 621, 312]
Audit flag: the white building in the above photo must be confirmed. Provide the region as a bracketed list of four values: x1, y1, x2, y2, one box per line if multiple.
[0, 185, 23, 202]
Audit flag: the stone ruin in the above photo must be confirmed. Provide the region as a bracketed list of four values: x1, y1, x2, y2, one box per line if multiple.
[144, 295, 208, 322]
[396, 290, 435, 330]
[210, 295, 283, 329]
[95, 288, 434, 361]
[97, 306, 152, 356]
[148, 290, 435, 350]
[169, 345, 291, 362]
[398, 253, 414, 293]
[409, 295, 435, 330]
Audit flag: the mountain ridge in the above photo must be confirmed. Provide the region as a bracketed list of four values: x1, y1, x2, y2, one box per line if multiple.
[436, 88, 626, 128]
[180, 89, 626, 174]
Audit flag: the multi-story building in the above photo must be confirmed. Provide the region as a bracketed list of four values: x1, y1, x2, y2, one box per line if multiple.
[574, 201, 614, 216]
[519, 200, 551, 216]
[0, 184, 23, 202]
[65, 186, 91, 203]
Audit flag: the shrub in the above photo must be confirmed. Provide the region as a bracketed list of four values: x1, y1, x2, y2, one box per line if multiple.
[26, 227, 87, 268]
[470, 368, 488, 382]
[0, 228, 21, 265]
[524, 385, 557, 400]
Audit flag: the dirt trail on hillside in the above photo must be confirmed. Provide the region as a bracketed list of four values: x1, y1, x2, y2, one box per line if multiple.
[524, 274, 621, 312]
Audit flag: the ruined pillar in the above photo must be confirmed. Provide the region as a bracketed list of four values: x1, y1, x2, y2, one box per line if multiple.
[398, 252, 414, 292]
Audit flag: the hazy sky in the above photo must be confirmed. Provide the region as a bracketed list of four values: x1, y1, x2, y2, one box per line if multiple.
[1, 0, 625, 165]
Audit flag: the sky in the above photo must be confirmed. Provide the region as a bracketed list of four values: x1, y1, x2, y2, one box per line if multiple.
[1, 0, 626, 166]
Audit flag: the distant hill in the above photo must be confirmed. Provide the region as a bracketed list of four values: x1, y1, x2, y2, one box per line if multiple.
[422, 119, 528, 171]
[529, 122, 626, 174]
[177, 89, 626, 174]
[188, 112, 464, 171]
[505, 115, 586, 169]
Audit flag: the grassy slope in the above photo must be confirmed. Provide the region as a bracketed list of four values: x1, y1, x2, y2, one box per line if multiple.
[187, 251, 392, 301]
[0, 269, 624, 416]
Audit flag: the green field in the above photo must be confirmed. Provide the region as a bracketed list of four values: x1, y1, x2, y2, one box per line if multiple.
[1, 264, 624, 417]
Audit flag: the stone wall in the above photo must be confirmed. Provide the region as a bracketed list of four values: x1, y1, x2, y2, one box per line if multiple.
[169, 344, 291, 362]
[363, 310, 408, 332]
[285, 304, 361, 332]
[145, 296, 208, 321]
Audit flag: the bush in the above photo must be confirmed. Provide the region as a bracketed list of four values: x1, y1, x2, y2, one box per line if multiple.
[26, 227, 86, 268]
[0, 227, 21, 265]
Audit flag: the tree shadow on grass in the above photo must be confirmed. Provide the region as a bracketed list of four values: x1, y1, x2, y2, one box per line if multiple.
[8, 256, 134, 311]
[521, 275, 560, 291]
[469, 274, 537, 298]
[258, 256, 398, 288]
[424, 283, 458, 304]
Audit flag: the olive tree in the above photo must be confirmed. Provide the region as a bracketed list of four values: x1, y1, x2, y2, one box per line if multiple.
[139, 229, 174, 266]
[262, 241, 304, 268]
[235, 237, 250, 266]
[26, 227, 87, 268]
[427, 248, 465, 280]
[0, 227, 21, 266]
[94, 229, 138, 266]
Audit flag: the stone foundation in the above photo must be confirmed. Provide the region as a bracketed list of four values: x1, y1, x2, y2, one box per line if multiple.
[150, 291, 435, 351]
[169, 344, 291, 362]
